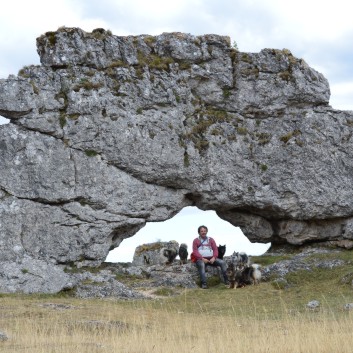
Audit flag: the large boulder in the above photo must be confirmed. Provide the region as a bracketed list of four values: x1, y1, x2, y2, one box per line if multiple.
[1, 27, 353, 293]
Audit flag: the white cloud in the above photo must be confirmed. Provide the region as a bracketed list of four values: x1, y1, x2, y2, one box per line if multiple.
[330, 82, 353, 111]
[265, 0, 353, 41]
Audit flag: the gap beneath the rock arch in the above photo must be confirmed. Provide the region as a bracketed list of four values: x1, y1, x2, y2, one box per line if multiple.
[105, 206, 271, 263]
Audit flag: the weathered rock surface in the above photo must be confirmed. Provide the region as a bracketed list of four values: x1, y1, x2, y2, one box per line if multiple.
[132, 240, 179, 266]
[1, 27, 353, 293]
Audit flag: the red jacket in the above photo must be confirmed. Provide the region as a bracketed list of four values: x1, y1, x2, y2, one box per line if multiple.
[191, 237, 218, 262]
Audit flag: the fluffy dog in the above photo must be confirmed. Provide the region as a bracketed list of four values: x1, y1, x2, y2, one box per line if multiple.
[226, 262, 261, 288]
[217, 245, 226, 259]
[178, 243, 188, 264]
[231, 251, 250, 268]
[161, 241, 179, 265]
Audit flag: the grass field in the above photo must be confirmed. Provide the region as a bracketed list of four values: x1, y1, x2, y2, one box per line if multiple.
[1, 250, 353, 352]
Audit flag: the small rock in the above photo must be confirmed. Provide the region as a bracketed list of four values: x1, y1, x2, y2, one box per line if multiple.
[343, 303, 353, 311]
[0, 331, 8, 341]
[306, 300, 320, 309]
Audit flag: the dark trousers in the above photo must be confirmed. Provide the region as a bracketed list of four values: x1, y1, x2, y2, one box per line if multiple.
[195, 259, 229, 285]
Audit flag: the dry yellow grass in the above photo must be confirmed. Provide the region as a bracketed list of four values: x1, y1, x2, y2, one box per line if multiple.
[1, 288, 353, 353]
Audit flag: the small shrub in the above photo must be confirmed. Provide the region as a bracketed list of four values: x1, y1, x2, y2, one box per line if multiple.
[211, 128, 221, 136]
[85, 150, 98, 157]
[45, 31, 57, 46]
[91, 28, 112, 40]
[237, 126, 248, 135]
[73, 79, 103, 92]
[279, 71, 292, 82]
[194, 139, 209, 152]
[256, 132, 272, 145]
[223, 89, 231, 98]
[280, 129, 301, 144]
[67, 113, 80, 120]
[241, 53, 252, 63]
[143, 36, 156, 47]
[18, 67, 30, 78]
[184, 151, 190, 167]
[59, 113, 67, 128]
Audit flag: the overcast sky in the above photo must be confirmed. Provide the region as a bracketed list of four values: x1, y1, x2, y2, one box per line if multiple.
[1, 0, 352, 261]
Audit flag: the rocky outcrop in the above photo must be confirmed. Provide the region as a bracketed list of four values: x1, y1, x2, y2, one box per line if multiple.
[1, 27, 353, 293]
[132, 241, 179, 266]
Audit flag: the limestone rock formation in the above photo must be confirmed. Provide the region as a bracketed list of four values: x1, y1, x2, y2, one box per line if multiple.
[132, 241, 179, 266]
[1, 27, 353, 293]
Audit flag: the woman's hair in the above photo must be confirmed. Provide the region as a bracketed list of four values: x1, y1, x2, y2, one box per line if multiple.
[198, 225, 208, 234]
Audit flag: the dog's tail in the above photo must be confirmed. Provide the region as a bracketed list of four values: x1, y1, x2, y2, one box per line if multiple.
[251, 264, 262, 283]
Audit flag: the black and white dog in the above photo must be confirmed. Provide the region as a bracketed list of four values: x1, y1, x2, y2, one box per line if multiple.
[178, 243, 188, 264]
[231, 251, 250, 268]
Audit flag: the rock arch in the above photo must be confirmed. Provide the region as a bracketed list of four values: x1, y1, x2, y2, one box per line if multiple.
[1, 27, 353, 293]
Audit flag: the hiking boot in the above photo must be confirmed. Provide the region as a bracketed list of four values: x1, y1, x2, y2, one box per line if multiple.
[201, 283, 208, 289]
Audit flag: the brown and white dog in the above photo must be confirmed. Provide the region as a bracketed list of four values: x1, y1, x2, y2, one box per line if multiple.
[226, 262, 261, 288]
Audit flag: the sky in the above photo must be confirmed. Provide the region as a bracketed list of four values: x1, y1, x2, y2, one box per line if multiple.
[1, 0, 353, 262]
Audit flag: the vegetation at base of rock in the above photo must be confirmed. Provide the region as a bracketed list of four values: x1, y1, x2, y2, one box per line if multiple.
[135, 242, 164, 255]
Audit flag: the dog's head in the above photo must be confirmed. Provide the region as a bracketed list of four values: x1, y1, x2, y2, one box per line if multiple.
[231, 251, 249, 267]
[226, 262, 235, 279]
[217, 245, 226, 259]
